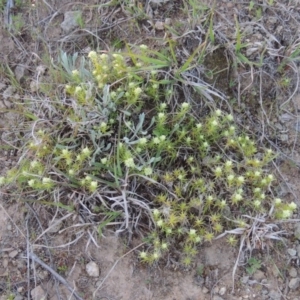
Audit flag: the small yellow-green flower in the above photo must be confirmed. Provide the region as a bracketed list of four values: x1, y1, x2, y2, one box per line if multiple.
[140, 44, 148, 50]
[156, 219, 164, 227]
[289, 202, 297, 210]
[274, 198, 282, 205]
[28, 179, 35, 187]
[253, 200, 261, 208]
[181, 102, 189, 109]
[282, 210, 292, 218]
[134, 87, 142, 96]
[226, 114, 234, 121]
[82, 147, 91, 157]
[72, 69, 79, 76]
[124, 157, 135, 168]
[88, 51, 97, 60]
[189, 229, 196, 236]
[101, 158, 108, 165]
[89, 181, 98, 192]
[144, 167, 153, 176]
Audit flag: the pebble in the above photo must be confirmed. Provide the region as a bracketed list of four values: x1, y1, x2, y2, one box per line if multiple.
[219, 286, 226, 295]
[14, 64, 27, 82]
[279, 134, 289, 142]
[47, 219, 62, 233]
[86, 261, 100, 277]
[3, 86, 15, 100]
[202, 287, 209, 294]
[287, 248, 297, 257]
[297, 244, 300, 258]
[165, 18, 171, 26]
[241, 276, 249, 284]
[9, 250, 18, 258]
[294, 223, 300, 240]
[7, 224, 12, 231]
[268, 290, 281, 300]
[289, 267, 298, 278]
[253, 270, 265, 281]
[289, 278, 300, 290]
[154, 21, 164, 30]
[61, 11, 82, 33]
[14, 296, 23, 300]
[2, 258, 8, 268]
[31, 285, 47, 300]
[212, 296, 224, 300]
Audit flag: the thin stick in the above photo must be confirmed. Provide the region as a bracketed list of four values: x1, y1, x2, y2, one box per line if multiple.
[28, 252, 84, 300]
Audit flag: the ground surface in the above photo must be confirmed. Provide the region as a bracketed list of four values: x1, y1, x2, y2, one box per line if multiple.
[1, 0, 300, 300]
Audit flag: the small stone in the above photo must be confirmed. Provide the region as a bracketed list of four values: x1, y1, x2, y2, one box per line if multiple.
[165, 18, 172, 25]
[2, 258, 8, 268]
[154, 21, 164, 30]
[61, 11, 82, 33]
[213, 296, 224, 300]
[246, 47, 259, 56]
[3, 86, 15, 100]
[289, 278, 300, 290]
[219, 287, 226, 295]
[14, 65, 27, 82]
[14, 296, 23, 300]
[268, 290, 281, 300]
[17, 286, 24, 293]
[268, 17, 277, 24]
[9, 250, 18, 258]
[279, 134, 289, 142]
[31, 285, 47, 300]
[86, 261, 99, 277]
[243, 25, 253, 35]
[0, 83, 6, 90]
[287, 248, 297, 257]
[36, 65, 47, 75]
[47, 219, 62, 233]
[289, 267, 298, 277]
[241, 276, 249, 284]
[294, 224, 300, 240]
[252, 270, 265, 281]
[30, 81, 39, 93]
[202, 287, 209, 294]
[297, 245, 300, 257]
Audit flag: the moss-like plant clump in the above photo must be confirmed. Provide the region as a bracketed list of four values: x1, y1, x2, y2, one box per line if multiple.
[1, 45, 296, 266]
